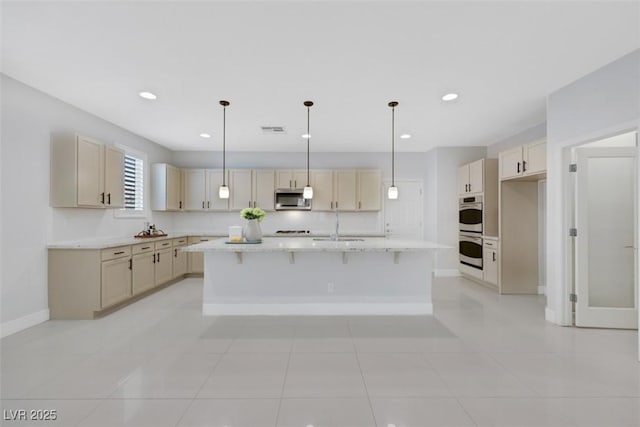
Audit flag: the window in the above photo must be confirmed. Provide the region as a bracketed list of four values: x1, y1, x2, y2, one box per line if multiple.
[123, 154, 144, 211]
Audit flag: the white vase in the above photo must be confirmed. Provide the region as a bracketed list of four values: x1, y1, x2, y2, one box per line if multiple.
[244, 219, 263, 243]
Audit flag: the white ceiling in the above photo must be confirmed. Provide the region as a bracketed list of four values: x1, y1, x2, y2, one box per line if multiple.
[2, 1, 639, 152]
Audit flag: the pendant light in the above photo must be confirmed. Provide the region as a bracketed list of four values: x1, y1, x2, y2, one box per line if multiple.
[303, 100, 314, 199]
[388, 101, 399, 199]
[218, 100, 230, 199]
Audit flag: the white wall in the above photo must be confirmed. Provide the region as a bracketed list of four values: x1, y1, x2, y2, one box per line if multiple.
[546, 49, 640, 325]
[486, 123, 547, 159]
[0, 75, 174, 332]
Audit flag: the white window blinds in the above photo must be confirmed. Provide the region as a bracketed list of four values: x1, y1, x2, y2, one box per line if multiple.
[124, 154, 144, 210]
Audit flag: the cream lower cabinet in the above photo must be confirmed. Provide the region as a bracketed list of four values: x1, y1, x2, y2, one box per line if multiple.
[155, 247, 173, 285]
[483, 239, 498, 286]
[172, 238, 188, 278]
[188, 236, 211, 274]
[101, 256, 132, 308]
[132, 251, 155, 295]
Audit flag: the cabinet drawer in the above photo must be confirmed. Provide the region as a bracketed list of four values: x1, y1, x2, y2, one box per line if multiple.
[155, 240, 173, 250]
[101, 246, 131, 261]
[483, 239, 498, 248]
[132, 243, 154, 255]
[173, 237, 187, 247]
[188, 236, 211, 245]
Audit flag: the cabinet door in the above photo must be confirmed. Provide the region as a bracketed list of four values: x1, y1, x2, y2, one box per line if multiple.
[253, 169, 275, 211]
[172, 246, 187, 278]
[457, 164, 469, 195]
[357, 170, 381, 211]
[292, 170, 308, 189]
[483, 247, 498, 285]
[334, 170, 357, 211]
[311, 170, 334, 211]
[206, 169, 229, 211]
[166, 165, 182, 210]
[183, 169, 207, 210]
[229, 170, 253, 211]
[155, 248, 173, 286]
[101, 257, 131, 308]
[499, 147, 524, 180]
[468, 159, 484, 194]
[188, 237, 210, 274]
[132, 252, 155, 295]
[104, 146, 125, 208]
[276, 170, 293, 188]
[524, 141, 546, 175]
[77, 136, 104, 207]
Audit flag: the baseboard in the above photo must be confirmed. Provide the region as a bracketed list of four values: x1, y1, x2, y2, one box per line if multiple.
[1, 309, 50, 338]
[203, 303, 433, 316]
[434, 269, 461, 277]
[538, 286, 546, 295]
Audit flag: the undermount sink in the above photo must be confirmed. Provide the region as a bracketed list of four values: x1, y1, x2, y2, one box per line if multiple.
[313, 238, 365, 242]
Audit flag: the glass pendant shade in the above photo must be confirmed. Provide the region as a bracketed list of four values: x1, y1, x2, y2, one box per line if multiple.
[219, 185, 229, 199]
[388, 185, 398, 199]
[303, 185, 313, 199]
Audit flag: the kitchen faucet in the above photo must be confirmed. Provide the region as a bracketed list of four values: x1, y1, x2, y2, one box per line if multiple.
[333, 209, 340, 241]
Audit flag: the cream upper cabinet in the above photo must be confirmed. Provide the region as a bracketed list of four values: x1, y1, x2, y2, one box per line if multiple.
[100, 256, 132, 309]
[252, 169, 275, 211]
[229, 169, 253, 211]
[104, 146, 125, 208]
[51, 134, 126, 208]
[523, 141, 546, 175]
[499, 147, 524, 180]
[183, 169, 207, 210]
[499, 141, 546, 180]
[206, 169, 229, 211]
[76, 136, 104, 207]
[151, 163, 182, 211]
[357, 169, 381, 211]
[334, 170, 358, 211]
[458, 159, 484, 195]
[276, 170, 308, 189]
[311, 169, 334, 211]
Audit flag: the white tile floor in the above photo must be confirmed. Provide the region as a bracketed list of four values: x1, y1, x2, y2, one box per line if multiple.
[1, 276, 639, 426]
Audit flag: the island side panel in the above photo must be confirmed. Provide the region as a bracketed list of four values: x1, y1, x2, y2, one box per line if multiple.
[202, 251, 433, 315]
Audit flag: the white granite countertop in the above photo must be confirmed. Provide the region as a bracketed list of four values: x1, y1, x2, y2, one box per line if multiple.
[183, 237, 450, 253]
[47, 233, 195, 249]
[47, 232, 387, 249]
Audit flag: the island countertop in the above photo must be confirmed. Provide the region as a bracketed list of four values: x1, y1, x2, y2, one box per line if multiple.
[183, 237, 450, 253]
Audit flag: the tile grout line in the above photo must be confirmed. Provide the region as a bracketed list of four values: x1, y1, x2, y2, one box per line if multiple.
[348, 318, 378, 426]
[274, 338, 294, 427]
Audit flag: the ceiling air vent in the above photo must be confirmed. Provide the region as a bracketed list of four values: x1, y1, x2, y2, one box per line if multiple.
[261, 126, 287, 134]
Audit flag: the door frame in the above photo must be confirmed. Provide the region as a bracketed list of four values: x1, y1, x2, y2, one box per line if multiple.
[561, 131, 639, 329]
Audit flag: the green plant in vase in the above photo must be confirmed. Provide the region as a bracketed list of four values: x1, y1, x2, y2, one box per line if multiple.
[241, 207, 265, 242]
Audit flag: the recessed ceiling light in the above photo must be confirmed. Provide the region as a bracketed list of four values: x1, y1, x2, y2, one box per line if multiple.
[301, 134, 311, 139]
[200, 133, 211, 138]
[400, 134, 411, 139]
[138, 91, 157, 100]
[442, 93, 458, 101]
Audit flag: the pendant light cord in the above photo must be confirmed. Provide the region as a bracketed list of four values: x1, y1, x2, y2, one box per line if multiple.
[307, 106, 310, 186]
[222, 105, 226, 186]
[391, 105, 395, 187]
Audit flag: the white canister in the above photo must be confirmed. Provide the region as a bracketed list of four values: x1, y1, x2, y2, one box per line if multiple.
[228, 226, 243, 243]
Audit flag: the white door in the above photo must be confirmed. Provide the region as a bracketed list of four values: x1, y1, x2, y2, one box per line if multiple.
[383, 180, 423, 238]
[575, 146, 637, 329]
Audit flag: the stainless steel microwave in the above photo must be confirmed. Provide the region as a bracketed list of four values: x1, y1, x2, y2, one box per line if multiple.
[275, 188, 312, 211]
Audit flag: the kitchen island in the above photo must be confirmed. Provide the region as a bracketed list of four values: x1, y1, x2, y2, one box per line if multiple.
[184, 237, 449, 315]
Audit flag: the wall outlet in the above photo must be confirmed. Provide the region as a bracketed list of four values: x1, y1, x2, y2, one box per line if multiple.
[327, 283, 334, 293]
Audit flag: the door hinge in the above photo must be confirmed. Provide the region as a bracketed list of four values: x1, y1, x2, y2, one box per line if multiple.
[570, 293, 578, 303]
[569, 164, 577, 172]
[569, 228, 577, 237]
